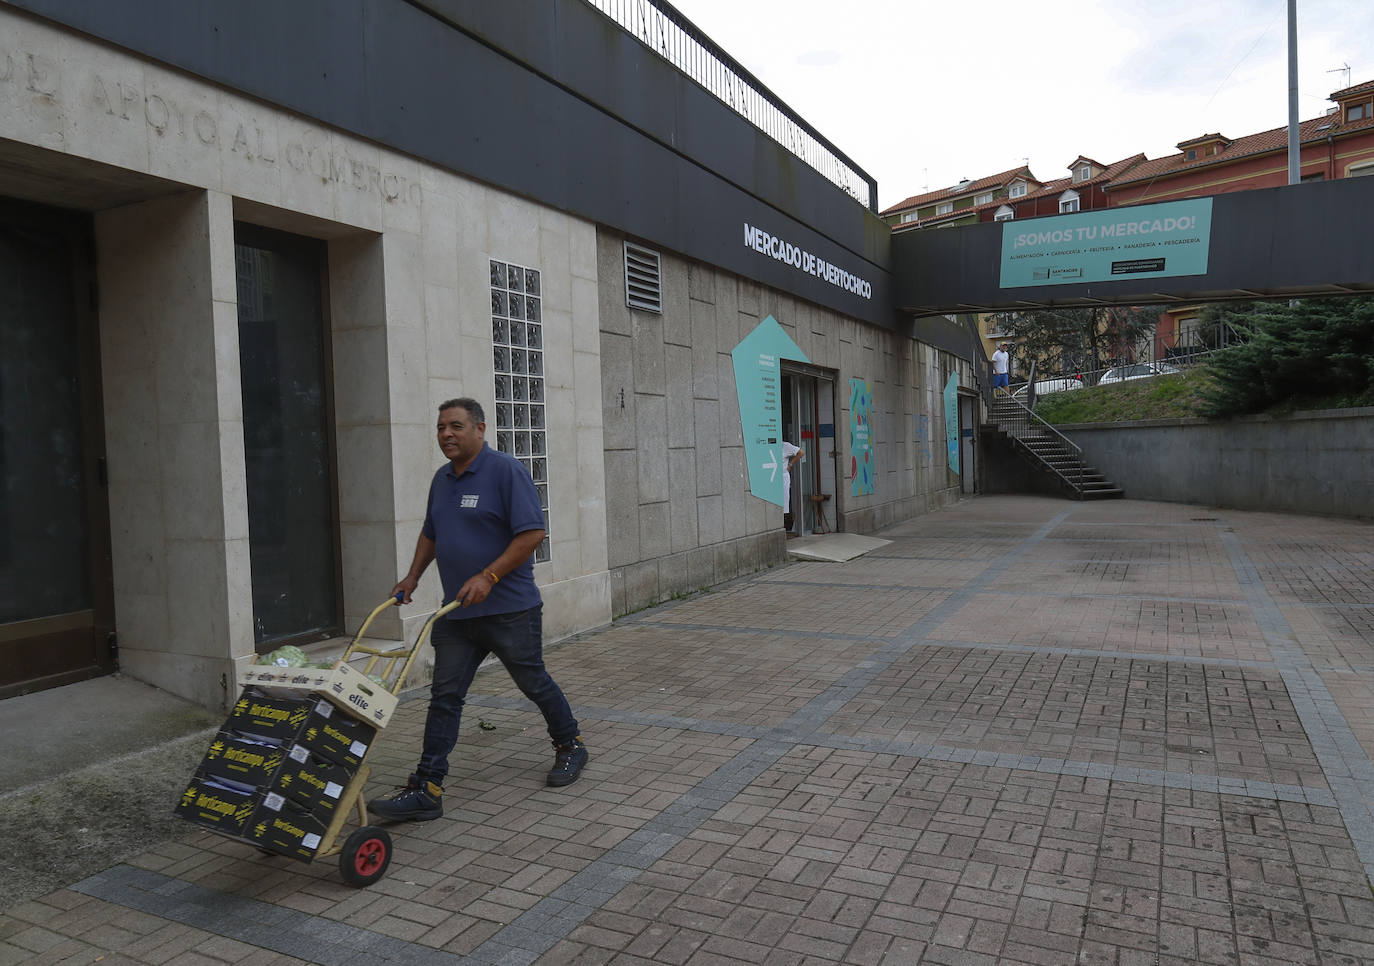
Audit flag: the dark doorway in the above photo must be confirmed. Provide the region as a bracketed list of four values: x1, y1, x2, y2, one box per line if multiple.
[234, 224, 341, 650]
[0, 200, 115, 698]
[959, 393, 978, 494]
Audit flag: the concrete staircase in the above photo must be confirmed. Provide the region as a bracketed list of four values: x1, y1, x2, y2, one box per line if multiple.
[986, 395, 1123, 500]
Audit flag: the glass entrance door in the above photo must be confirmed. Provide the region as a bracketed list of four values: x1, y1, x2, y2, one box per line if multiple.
[234, 224, 341, 649]
[0, 201, 114, 698]
[794, 377, 817, 532]
[782, 369, 835, 536]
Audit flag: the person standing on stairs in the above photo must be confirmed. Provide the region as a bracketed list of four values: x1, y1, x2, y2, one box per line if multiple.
[992, 343, 1010, 395]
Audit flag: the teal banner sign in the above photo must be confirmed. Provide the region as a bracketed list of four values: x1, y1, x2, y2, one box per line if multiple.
[731, 316, 810, 507]
[999, 198, 1212, 288]
[849, 379, 874, 495]
[944, 374, 959, 474]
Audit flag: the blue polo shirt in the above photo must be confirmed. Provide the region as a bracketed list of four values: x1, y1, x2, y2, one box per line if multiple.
[421, 444, 544, 619]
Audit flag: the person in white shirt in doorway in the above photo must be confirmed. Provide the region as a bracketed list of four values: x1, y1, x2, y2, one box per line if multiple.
[781, 440, 804, 532]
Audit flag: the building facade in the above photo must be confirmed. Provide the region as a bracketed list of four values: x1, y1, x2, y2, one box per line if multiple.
[0, 0, 975, 707]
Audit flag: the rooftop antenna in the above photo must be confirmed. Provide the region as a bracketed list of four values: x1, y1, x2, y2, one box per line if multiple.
[1327, 62, 1351, 89]
[922, 168, 928, 192]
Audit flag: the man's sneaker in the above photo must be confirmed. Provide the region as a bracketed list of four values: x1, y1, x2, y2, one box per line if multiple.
[368, 776, 443, 821]
[547, 737, 588, 787]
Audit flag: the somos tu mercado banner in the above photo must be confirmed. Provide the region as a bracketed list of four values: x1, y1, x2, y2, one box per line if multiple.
[999, 198, 1212, 288]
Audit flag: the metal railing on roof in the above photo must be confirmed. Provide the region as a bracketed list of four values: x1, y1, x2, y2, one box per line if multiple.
[583, 0, 878, 211]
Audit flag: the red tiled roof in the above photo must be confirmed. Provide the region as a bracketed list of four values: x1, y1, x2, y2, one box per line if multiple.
[1029, 176, 1072, 198]
[1176, 133, 1229, 149]
[1018, 154, 1147, 202]
[1332, 79, 1374, 99]
[885, 153, 1150, 224]
[1106, 110, 1374, 189]
[887, 154, 1147, 232]
[880, 165, 1034, 215]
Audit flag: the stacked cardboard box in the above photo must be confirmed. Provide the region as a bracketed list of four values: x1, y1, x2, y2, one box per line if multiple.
[175, 684, 379, 860]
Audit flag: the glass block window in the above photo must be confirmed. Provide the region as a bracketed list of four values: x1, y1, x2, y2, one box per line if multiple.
[491, 260, 550, 562]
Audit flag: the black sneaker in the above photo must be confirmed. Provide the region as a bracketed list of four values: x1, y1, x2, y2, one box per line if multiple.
[547, 737, 588, 787]
[368, 776, 443, 821]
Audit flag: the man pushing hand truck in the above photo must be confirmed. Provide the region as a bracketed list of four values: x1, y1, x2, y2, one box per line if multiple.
[369, 398, 587, 822]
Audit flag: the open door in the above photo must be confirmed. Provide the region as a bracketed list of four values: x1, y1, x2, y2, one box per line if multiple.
[782, 366, 838, 535]
[959, 393, 977, 494]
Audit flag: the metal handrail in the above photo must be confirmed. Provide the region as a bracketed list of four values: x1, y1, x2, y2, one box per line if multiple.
[582, 0, 878, 210]
[990, 394, 1087, 495]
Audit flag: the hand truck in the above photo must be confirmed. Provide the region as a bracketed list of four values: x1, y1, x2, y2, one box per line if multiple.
[177, 595, 459, 887]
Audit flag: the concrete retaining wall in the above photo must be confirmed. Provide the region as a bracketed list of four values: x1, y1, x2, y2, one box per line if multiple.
[1061, 408, 1374, 518]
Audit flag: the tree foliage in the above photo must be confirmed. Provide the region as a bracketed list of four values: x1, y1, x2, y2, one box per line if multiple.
[990, 305, 1162, 378]
[1200, 296, 1374, 418]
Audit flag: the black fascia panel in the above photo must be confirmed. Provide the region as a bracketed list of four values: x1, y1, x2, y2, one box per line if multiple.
[5, 0, 893, 325]
[894, 177, 1374, 315]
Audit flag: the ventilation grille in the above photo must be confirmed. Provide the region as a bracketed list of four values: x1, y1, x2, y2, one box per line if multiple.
[624, 242, 662, 313]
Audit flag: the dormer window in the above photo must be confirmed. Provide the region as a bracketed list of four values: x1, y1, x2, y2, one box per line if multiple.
[1349, 102, 1370, 122]
[1008, 181, 1027, 198]
[994, 206, 1014, 221]
[1058, 189, 1080, 213]
[1178, 134, 1231, 162]
[1074, 164, 1092, 182]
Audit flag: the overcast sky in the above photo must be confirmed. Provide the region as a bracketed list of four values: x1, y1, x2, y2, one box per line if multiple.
[666, 0, 1374, 211]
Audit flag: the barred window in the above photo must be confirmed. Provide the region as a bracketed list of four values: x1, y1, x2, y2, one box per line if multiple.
[490, 259, 550, 563]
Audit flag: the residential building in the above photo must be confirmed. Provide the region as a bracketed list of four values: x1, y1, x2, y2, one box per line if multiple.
[1106, 80, 1374, 205]
[1104, 80, 1374, 356]
[880, 166, 1039, 232]
[986, 154, 1146, 222]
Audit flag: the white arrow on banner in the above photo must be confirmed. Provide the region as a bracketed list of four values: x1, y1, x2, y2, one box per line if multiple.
[763, 449, 778, 482]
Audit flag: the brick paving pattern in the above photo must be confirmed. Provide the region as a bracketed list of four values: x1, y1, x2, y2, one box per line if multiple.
[4, 495, 1374, 964]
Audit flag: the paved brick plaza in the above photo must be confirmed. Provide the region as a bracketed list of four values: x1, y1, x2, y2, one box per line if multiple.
[5, 495, 1374, 965]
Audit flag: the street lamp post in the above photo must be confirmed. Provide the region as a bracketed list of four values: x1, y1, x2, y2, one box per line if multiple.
[1287, 0, 1300, 185]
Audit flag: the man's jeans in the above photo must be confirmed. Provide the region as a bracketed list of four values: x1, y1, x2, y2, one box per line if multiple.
[417, 605, 578, 786]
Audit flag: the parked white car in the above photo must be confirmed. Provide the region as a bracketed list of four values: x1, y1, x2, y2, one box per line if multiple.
[1097, 362, 1182, 385]
[1012, 377, 1085, 400]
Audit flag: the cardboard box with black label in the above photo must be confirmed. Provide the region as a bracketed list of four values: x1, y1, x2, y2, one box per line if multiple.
[223, 687, 313, 742]
[271, 745, 355, 819]
[245, 791, 331, 860]
[198, 733, 288, 787]
[294, 699, 376, 769]
[174, 774, 261, 836]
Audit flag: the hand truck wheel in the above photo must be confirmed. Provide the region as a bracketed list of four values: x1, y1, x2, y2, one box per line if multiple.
[339, 826, 392, 887]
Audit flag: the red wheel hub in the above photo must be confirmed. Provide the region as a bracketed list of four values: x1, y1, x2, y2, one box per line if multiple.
[352, 837, 387, 875]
